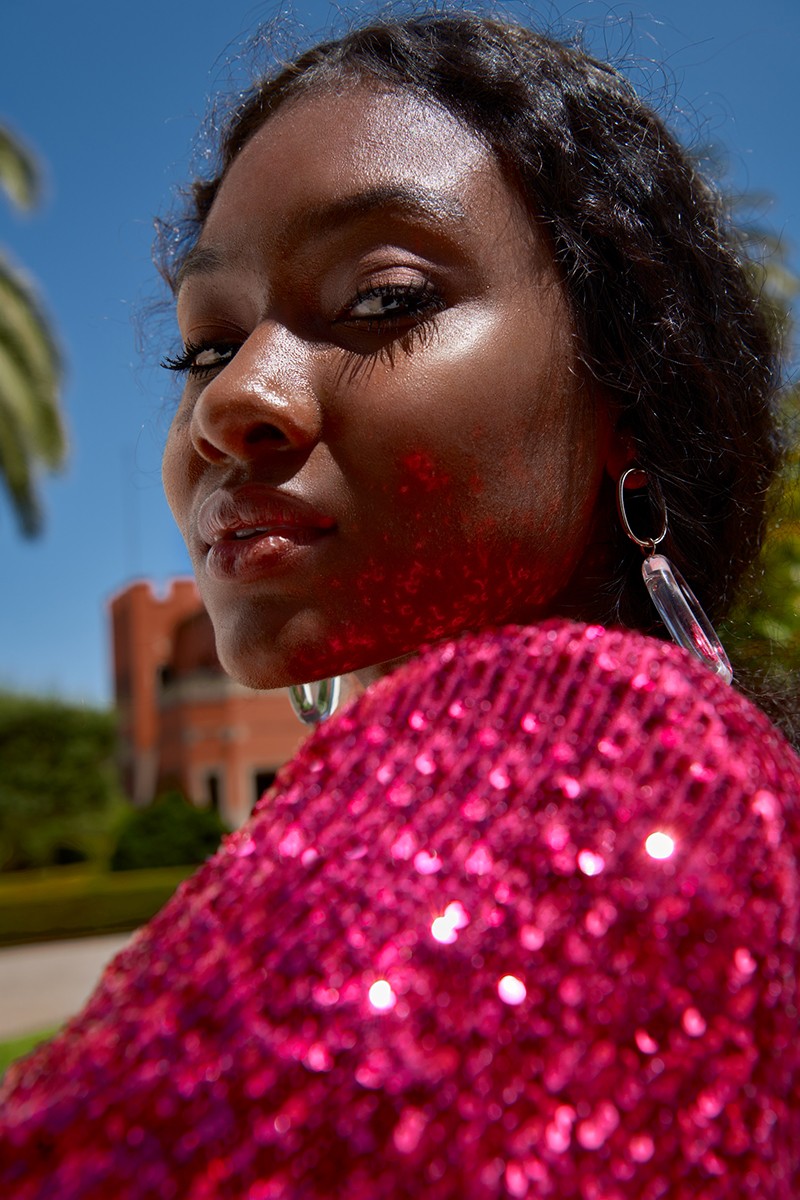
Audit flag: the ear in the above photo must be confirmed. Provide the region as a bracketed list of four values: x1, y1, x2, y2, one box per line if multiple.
[604, 412, 637, 483]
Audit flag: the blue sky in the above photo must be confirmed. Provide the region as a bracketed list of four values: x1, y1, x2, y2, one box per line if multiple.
[1, 0, 797, 705]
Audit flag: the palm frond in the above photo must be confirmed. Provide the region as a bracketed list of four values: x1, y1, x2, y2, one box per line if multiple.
[0, 385, 42, 536]
[0, 254, 65, 535]
[0, 255, 65, 468]
[0, 125, 40, 212]
[0, 124, 64, 537]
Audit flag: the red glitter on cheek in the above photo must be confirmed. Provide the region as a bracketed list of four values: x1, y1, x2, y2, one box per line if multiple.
[396, 450, 452, 493]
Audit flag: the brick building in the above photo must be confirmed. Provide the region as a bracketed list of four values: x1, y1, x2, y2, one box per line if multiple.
[109, 579, 307, 828]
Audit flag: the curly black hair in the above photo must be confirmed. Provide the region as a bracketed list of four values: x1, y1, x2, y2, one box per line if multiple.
[157, 10, 781, 636]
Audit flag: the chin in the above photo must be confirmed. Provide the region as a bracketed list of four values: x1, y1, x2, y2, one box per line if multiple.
[219, 655, 281, 692]
[211, 614, 347, 692]
[214, 637, 301, 691]
[208, 590, 552, 692]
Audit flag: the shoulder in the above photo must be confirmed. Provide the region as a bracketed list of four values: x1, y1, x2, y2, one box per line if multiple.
[3, 620, 799, 1195]
[255, 616, 800, 964]
[280, 618, 800, 821]
[263, 619, 800, 974]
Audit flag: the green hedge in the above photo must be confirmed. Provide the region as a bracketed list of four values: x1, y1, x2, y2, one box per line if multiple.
[110, 791, 227, 871]
[0, 864, 195, 946]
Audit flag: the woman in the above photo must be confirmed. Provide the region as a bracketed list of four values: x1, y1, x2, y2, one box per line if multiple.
[2, 11, 798, 1198]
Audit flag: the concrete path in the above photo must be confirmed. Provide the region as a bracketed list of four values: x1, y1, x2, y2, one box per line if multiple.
[0, 933, 132, 1040]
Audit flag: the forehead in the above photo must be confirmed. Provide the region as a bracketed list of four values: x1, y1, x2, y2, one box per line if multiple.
[194, 79, 525, 261]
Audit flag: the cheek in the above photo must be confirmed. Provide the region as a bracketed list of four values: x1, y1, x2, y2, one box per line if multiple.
[399, 382, 601, 606]
[161, 435, 181, 524]
[161, 418, 194, 536]
[340, 320, 589, 540]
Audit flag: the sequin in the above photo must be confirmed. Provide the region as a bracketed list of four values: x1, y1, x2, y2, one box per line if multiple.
[431, 916, 458, 944]
[635, 1029, 659, 1054]
[682, 1006, 708, 1037]
[558, 774, 582, 799]
[464, 843, 493, 875]
[519, 924, 545, 950]
[497, 975, 527, 1005]
[689, 761, 716, 783]
[1, 620, 799, 1198]
[413, 849, 441, 874]
[390, 829, 417, 860]
[392, 1107, 427, 1154]
[630, 1133, 655, 1163]
[413, 751, 437, 775]
[577, 849, 605, 876]
[575, 1100, 619, 1149]
[645, 830, 675, 859]
[432, 900, 470, 944]
[277, 824, 305, 857]
[488, 767, 510, 790]
[734, 947, 757, 977]
[367, 980, 396, 1011]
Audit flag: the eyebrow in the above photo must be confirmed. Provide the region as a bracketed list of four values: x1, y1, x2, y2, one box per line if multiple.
[175, 245, 227, 291]
[175, 185, 468, 290]
[281, 185, 468, 244]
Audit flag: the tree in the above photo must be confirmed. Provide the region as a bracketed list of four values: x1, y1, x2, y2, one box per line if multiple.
[0, 124, 66, 536]
[0, 691, 123, 870]
[720, 223, 800, 739]
[722, 385, 800, 727]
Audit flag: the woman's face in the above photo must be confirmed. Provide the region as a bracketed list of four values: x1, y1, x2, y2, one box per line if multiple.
[162, 79, 616, 688]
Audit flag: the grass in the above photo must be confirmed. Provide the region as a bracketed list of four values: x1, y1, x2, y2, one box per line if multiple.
[0, 862, 196, 945]
[0, 1027, 58, 1076]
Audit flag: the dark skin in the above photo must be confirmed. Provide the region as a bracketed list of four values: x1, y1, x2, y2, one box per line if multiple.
[162, 80, 626, 689]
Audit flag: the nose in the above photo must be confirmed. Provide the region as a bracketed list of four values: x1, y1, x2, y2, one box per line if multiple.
[189, 322, 322, 465]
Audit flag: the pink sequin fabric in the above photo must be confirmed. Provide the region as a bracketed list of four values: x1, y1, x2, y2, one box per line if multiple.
[2, 620, 799, 1198]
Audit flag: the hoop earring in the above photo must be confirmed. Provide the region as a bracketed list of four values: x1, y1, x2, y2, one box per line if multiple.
[288, 677, 342, 725]
[617, 468, 733, 684]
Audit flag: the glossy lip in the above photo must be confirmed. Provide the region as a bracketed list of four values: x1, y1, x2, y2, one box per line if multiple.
[196, 484, 336, 582]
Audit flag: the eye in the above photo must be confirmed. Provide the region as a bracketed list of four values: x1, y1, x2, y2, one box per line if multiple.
[160, 340, 239, 378]
[341, 282, 445, 328]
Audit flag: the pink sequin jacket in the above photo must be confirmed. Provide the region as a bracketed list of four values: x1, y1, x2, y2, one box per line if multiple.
[1, 620, 799, 1198]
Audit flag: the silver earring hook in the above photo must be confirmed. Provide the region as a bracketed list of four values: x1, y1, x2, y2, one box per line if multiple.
[616, 467, 668, 553]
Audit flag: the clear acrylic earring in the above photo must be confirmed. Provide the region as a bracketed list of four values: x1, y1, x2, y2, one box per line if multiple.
[288, 677, 342, 725]
[617, 468, 733, 684]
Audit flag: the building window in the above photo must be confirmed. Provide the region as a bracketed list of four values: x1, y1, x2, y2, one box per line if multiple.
[116, 670, 131, 702]
[254, 770, 276, 805]
[206, 771, 222, 812]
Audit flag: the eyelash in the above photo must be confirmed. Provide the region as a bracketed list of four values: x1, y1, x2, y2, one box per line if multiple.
[160, 341, 238, 379]
[160, 282, 446, 377]
[343, 281, 445, 329]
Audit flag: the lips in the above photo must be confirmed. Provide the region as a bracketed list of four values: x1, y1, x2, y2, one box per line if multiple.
[197, 485, 336, 582]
